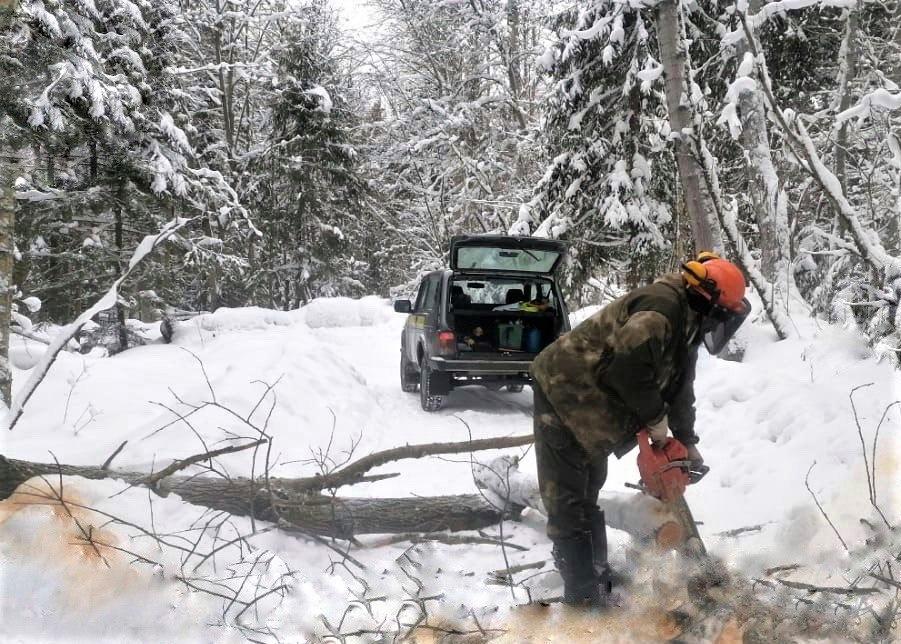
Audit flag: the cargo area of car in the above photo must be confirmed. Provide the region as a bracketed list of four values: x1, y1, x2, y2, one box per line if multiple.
[449, 309, 557, 356]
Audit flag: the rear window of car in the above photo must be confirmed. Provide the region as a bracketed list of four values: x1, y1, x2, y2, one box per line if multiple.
[455, 246, 560, 273]
[450, 277, 556, 309]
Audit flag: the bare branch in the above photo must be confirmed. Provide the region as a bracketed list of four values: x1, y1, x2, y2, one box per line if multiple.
[870, 573, 901, 591]
[849, 383, 876, 502]
[144, 439, 267, 487]
[101, 440, 129, 471]
[366, 532, 528, 551]
[291, 433, 534, 493]
[772, 577, 880, 596]
[714, 523, 768, 538]
[805, 461, 849, 553]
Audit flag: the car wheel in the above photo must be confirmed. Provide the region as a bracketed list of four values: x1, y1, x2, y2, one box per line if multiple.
[506, 384, 524, 393]
[419, 361, 446, 412]
[400, 352, 418, 393]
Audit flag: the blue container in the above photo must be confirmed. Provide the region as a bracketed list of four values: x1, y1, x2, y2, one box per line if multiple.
[525, 327, 542, 353]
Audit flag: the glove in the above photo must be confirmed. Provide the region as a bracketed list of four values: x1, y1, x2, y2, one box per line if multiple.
[647, 416, 670, 446]
[686, 444, 704, 467]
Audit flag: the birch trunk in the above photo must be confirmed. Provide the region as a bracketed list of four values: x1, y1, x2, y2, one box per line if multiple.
[0, 0, 18, 407]
[834, 8, 859, 243]
[736, 0, 795, 308]
[0, 150, 13, 408]
[656, 0, 722, 253]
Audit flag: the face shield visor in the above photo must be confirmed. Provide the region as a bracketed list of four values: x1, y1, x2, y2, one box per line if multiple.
[702, 298, 751, 355]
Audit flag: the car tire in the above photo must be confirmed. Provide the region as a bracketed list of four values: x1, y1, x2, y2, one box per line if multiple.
[400, 352, 418, 393]
[506, 384, 524, 393]
[419, 361, 446, 412]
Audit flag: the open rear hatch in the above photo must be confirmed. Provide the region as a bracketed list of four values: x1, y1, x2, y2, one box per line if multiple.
[450, 235, 566, 275]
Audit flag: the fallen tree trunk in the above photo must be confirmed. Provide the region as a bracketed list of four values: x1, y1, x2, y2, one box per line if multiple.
[1, 437, 681, 544]
[0, 454, 508, 538]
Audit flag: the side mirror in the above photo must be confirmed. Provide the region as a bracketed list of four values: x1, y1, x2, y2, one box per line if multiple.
[394, 299, 412, 313]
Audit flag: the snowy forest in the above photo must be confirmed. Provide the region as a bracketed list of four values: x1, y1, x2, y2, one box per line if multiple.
[0, 0, 900, 642]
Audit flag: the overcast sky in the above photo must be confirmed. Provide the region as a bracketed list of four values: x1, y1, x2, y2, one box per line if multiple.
[330, 0, 376, 34]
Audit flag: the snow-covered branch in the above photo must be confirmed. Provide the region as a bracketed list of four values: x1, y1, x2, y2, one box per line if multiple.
[5, 218, 191, 430]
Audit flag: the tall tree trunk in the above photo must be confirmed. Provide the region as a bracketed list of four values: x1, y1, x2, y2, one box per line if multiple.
[0, 147, 14, 408]
[656, 0, 722, 253]
[0, 0, 18, 408]
[114, 181, 129, 353]
[736, 0, 795, 303]
[834, 8, 859, 242]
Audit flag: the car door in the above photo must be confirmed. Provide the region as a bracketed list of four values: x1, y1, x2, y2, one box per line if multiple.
[405, 279, 429, 362]
[421, 273, 442, 357]
[406, 274, 440, 364]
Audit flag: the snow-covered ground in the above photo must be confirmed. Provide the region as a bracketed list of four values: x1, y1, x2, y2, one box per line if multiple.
[1, 296, 899, 642]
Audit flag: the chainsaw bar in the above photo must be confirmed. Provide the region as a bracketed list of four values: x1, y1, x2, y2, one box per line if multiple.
[667, 494, 707, 557]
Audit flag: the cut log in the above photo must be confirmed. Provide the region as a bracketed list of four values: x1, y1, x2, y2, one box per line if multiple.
[0, 455, 507, 538]
[473, 455, 688, 548]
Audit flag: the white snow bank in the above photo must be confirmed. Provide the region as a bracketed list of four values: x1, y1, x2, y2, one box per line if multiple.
[181, 296, 392, 338]
[301, 296, 393, 328]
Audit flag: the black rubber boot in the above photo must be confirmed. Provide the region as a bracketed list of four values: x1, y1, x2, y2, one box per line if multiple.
[552, 534, 601, 607]
[589, 508, 613, 598]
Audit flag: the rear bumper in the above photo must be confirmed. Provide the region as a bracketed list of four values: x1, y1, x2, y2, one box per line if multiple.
[428, 356, 533, 376]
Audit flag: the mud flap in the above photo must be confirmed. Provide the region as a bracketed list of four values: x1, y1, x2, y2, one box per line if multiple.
[429, 370, 452, 395]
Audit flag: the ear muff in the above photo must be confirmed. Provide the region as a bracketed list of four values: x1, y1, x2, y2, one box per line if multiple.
[696, 251, 720, 264]
[681, 260, 708, 288]
[681, 258, 722, 303]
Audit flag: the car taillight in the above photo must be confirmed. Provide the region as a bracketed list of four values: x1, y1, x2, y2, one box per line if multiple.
[437, 330, 456, 354]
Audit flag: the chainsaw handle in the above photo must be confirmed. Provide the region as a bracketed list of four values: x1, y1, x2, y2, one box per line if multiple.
[637, 428, 672, 451]
[636, 429, 653, 454]
[660, 460, 709, 484]
[689, 464, 710, 484]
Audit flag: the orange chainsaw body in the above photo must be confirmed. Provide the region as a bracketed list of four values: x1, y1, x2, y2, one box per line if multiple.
[635, 429, 708, 556]
[636, 429, 691, 503]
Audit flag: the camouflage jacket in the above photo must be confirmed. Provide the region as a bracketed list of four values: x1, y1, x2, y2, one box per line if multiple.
[531, 274, 702, 458]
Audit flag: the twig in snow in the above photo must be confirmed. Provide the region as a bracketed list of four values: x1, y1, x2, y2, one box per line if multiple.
[850, 384, 876, 502]
[871, 400, 901, 526]
[36, 468, 109, 568]
[714, 523, 768, 538]
[62, 360, 89, 424]
[101, 440, 128, 470]
[849, 383, 895, 529]
[764, 563, 803, 576]
[870, 573, 901, 591]
[772, 577, 880, 596]
[488, 560, 547, 585]
[179, 346, 217, 404]
[805, 461, 849, 553]
[367, 532, 528, 551]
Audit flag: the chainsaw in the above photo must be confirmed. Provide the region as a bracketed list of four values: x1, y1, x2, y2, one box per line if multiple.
[634, 429, 710, 556]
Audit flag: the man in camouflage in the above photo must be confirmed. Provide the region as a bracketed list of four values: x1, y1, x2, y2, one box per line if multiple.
[530, 254, 750, 606]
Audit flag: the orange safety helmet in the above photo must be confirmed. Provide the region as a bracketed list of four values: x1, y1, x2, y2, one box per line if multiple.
[681, 252, 747, 313]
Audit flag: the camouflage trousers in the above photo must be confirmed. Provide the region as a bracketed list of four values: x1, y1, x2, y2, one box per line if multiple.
[533, 381, 609, 542]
